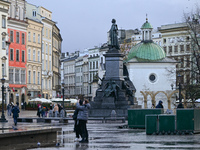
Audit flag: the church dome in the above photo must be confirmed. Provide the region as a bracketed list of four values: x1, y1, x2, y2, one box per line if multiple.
[126, 18, 165, 62]
[141, 20, 153, 29]
[126, 42, 166, 62]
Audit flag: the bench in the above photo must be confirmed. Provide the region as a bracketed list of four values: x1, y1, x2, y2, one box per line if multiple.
[88, 117, 105, 123]
[17, 118, 36, 122]
[17, 117, 125, 123]
[44, 117, 72, 123]
[17, 117, 73, 123]
[104, 117, 126, 123]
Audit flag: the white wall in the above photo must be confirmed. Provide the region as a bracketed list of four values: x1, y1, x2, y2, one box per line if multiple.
[127, 61, 176, 109]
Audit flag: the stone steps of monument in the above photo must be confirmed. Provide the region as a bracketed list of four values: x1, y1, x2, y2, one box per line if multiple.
[129, 104, 142, 109]
[128, 101, 142, 109]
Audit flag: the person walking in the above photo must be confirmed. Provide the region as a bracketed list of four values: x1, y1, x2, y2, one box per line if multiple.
[37, 105, 42, 117]
[49, 104, 53, 117]
[7, 104, 11, 116]
[76, 99, 90, 143]
[54, 104, 59, 117]
[156, 100, 164, 108]
[73, 99, 83, 142]
[11, 104, 20, 126]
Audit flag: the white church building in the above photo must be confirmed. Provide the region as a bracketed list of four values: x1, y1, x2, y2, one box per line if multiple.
[126, 18, 177, 110]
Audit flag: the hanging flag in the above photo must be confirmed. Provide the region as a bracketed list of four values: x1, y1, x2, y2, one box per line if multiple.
[12, 87, 15, 92]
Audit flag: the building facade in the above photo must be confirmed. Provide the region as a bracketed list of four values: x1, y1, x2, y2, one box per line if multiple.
[52, 24, 62, 98]
[26, 18, 43, 100]
[39, 6, 55, 99]
[0, 0, 10, 104]
[8, 0, 28, 106]
[63, 56, 78, 98]
[158, 23, 191, 85]
[126, 19, 177, 109]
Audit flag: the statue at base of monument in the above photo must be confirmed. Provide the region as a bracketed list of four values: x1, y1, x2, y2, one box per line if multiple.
[103, 80, 120, 99]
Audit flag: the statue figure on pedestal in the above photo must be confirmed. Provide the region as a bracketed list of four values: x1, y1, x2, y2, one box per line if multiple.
[109, 19, 120, 50]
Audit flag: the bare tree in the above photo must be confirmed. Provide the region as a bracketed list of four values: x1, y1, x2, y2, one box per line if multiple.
[183, 5, 200, 106]
[184, 5, 200, 84]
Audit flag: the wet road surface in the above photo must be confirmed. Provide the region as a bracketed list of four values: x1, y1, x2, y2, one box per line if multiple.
[1, 110, 200, 150]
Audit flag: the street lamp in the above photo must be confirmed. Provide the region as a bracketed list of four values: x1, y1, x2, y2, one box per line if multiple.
[177, 74, 182, 103]
[62, 82, 65, 116]
[0, 78, 7, 122]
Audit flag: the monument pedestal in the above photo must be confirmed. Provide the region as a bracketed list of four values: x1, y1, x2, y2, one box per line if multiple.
[89, 19, 135, 118]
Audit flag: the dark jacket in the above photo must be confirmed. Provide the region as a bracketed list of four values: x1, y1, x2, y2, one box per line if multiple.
[73, 109, 79, 120]
[12, 106, 20, 118]
[76, 103, 90, 121]
[156, 100, 163, 108]
[177, 103, 184, 108]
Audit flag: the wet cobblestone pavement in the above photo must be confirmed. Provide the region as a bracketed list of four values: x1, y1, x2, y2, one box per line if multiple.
[1, 110, 200, 150]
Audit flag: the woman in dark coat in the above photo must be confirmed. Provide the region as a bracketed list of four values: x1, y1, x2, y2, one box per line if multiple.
[73, 99, 83, 141]
[11, 104, 20, 126]
[76, 99, 90, 143]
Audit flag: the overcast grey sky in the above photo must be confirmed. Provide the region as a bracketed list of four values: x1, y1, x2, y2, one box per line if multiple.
[27, 0, 199, 53]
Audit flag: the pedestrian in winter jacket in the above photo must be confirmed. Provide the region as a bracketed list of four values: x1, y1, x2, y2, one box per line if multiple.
[76, 99, 90, 143]
[73, 99, 83, 141]
[11, 104, 20, 126]
[156, 100, 164, 108]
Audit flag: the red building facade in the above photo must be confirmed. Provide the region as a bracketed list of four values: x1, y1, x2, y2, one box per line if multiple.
[8, 18, 28, 105]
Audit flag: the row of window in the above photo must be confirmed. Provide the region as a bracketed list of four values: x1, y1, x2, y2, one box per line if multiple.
[163, 45, 190, 54]
[28, 49, 40, 62]
[173, 56, 191, 68]
[28, 70, 40, 84]
[89, 61, 98, 69]
[42, 79, 51, 90]
[10, 49, 25, 62]
[9, 69, 26, 84]
[10, 31, 25, 44]
[9, 68, 42, 85]
[42, 43, 52, 54]
[42, 60, 51, 71]
[28, 32, 40, 44]
[43, 28, 52, 39]
[163, 36, 190, 44]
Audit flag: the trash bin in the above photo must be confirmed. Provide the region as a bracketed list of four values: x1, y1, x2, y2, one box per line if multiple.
[176, 109, 200, 133]
[145, 115, 158, 135]
[128, 109, 163, 128]
[158, 114, 175, 134]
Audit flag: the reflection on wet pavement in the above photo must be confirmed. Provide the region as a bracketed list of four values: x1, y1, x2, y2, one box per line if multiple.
[1, 111, 200, 150]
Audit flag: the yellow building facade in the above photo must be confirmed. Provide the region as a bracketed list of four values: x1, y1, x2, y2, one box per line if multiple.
[52, 24, 62, 98]
[26, 19, 43, 101]
[39, 7, 55, 99]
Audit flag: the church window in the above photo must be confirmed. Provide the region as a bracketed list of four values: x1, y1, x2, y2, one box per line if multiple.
[149, 74, 156, 83]
[163, 38, 166, 43]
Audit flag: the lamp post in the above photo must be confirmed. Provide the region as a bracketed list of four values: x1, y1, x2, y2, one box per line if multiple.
[62, 82, 65, 115]
[0, 78, 7, 122]
[177, 74, 182, 103]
